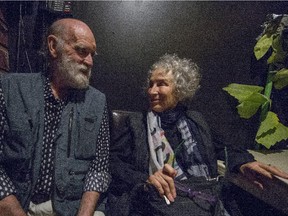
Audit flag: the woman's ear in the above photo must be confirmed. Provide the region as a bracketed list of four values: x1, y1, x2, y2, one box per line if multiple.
[47, 35, 58, 58]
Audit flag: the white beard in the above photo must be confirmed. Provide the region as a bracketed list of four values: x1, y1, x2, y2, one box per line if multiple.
[56, 54, 91, 89]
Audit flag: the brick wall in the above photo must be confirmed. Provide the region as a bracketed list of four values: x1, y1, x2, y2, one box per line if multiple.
[0, 6, 8, 73]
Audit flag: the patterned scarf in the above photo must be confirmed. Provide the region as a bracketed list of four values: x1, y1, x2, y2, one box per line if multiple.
[147, 106, 210, 180]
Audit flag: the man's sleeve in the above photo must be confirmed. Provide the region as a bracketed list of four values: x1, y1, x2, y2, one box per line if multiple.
[0, 84, 17, 199]
[83, 104, 111, 192]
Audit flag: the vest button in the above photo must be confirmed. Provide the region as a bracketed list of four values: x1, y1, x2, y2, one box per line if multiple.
[58, 187, 65, 194]
[69, 170, 75, 175]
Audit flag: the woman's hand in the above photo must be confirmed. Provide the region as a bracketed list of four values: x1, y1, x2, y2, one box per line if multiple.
[147, 164, 177, 202]
[239, 161, 288, 189]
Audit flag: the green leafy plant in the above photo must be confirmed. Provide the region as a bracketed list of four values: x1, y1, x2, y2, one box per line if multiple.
[223, 14, 288, 149]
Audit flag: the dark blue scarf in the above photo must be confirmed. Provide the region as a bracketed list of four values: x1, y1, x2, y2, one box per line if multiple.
[157, 104, 210, 179]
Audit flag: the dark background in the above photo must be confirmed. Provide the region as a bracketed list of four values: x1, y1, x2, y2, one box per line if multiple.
[3, 1, 288, 149]
[1, 2, 288, 214]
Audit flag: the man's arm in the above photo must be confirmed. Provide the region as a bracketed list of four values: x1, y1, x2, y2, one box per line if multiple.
[77, 191, 100, 216]
[78, 104, 111, 215]
[0, 168, 26, 215]
[0, 85, 26, 215]
[0, 195, 27, 216]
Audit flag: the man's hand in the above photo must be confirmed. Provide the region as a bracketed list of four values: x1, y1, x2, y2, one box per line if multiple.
[0, 195, 27, 216]
[147, 164, 177, 202]
[239, 161, 288, 189]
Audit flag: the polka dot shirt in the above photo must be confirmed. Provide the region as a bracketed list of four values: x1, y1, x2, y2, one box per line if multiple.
[0, 80, 111, 200]
[33, 80, 66, 196]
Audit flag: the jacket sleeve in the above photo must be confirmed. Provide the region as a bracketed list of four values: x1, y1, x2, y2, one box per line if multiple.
[188, 110, 255, 174]
[212, 130, 255, 173]
[109, 112, 148, 192]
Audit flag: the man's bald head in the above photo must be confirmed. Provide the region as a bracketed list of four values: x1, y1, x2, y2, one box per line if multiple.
[48, 18, 95, 43]
[46, 18, 97, 92]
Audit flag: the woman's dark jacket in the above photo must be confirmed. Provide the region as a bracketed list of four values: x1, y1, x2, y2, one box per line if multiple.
[108, 110, 255, 215]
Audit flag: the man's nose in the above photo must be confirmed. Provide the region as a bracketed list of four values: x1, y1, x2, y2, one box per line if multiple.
[83, 54, 93, 67]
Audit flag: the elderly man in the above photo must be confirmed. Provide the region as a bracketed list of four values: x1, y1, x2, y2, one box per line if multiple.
[0, 18, 110, 216]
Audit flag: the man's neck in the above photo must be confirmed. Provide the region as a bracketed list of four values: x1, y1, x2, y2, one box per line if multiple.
[50, 81, 68, 100]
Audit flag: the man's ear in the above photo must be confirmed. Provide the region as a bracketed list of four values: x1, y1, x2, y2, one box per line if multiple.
[47, 35, 58, 58]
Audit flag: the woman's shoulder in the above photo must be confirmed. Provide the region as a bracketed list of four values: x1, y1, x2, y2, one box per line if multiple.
[186, 110, 210, 129]
[111, 110, 146, 127]
[111, 110, 145, 119]
[186, 109, 205, 119]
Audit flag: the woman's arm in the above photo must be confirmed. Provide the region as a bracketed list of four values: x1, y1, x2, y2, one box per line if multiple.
[110, 112, 149, 189]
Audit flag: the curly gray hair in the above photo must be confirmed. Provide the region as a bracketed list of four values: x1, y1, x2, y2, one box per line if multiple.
[148, 54, 201, 101]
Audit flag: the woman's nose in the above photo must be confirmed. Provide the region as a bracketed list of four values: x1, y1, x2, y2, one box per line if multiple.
[148, 85, 158, 94]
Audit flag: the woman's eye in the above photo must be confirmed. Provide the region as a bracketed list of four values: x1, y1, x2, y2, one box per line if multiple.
[148, 80, 169, 88]
[158, 82, 167, 86]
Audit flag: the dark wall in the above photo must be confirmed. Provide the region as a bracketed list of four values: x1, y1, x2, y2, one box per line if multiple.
[4, 1, 288, 149]
[72, 1, 288, 148]
[4, 1, 72, 75]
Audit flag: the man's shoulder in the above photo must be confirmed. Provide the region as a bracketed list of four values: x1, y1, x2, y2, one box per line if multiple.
[1, 72, 42, 82]
[87, 85, 105, 97]
[82, 86, 106, 109]
[1, 72, 41, 78]
[1, 73, 43, 91]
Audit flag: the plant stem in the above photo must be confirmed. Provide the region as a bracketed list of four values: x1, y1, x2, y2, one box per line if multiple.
[256, 65, 273, 149]
[260, 69, 273, 121]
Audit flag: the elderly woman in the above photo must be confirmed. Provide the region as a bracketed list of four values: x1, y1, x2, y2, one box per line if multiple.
[107, 54, 288, 216]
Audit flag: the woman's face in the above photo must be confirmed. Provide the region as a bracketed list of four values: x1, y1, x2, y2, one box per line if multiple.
[147, 69, 179, 113]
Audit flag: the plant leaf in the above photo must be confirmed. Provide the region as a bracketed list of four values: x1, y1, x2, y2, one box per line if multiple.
[256, 123, 288, 149]
[256, 111, 288, 149]
[267, 35, 287, 64]
[236, 93, 269, 119]
[254, 34, 273, 60]
[272, 68, 288, 89]
[267, 51, 276, 64]
[223, 83, 264, 102]
[256, 111, 279, 136]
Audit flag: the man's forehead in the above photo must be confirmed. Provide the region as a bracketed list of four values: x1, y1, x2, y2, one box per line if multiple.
[63, 26, 96, 49]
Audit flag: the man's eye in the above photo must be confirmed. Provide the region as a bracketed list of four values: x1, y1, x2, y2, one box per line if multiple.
[75, 47, 87, 55]
[78, 48, 86, 54]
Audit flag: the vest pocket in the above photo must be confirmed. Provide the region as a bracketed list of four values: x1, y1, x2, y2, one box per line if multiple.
[5, 111, 33, 161]
[75, 116, 98, 160]
[57, 167, 87, 200]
